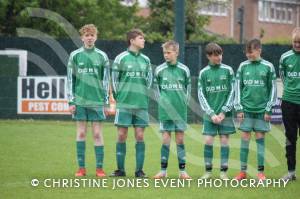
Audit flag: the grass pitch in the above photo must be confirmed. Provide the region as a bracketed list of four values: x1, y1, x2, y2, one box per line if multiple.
[0, 120, 299, 199]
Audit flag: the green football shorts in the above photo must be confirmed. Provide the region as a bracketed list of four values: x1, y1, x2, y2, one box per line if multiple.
[73, 106, 106, 121]
[239, 112, 271, 133]
[203, 117, 236, 136]
[159, 120, 187, 132]
[114, 108, 149, 128]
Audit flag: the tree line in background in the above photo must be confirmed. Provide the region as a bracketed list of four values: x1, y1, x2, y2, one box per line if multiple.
[0, 0, 235, 43]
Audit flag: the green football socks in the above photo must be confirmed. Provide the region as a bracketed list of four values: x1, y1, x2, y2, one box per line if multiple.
[76, 141, 86, 168]
[221, 144, 229, 171]
[177, 144, 186, 171]
[161, 144, 170, 171]
[135, 141, 145, 171]
[116, 142, 126, 171]
[204, 144, 213, 171]
[95, 145, 104, 169]
[240, 139, 250, 171]
[256, 138, 265, 172]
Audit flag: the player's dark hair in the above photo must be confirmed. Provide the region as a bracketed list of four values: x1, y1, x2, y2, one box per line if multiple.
[245, 38, 261, 52]
[127, 28, 144, 46]
[205, 42, 223, 56]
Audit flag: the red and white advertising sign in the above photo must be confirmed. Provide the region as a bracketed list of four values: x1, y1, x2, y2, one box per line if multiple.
[18, 76, 70, 114]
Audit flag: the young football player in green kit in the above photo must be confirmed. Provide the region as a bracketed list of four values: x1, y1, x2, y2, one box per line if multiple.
[153, 40, 191, 179]
[198, 43, 235, 180]
[234, 39, 277, 180]
[67, 24, 110, 177]
[111, 29, 152, 178]
[280, 27, 300, 181]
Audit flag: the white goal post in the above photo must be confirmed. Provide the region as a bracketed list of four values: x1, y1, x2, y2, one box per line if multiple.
[0, 50, 27, 76]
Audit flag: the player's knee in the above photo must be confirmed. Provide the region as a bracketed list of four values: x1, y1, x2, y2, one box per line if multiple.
[93, 133, 101, 142]
[242, 133, 251, 140]
[118, 134, 127, 142]
[221, 142, 229, 147]
[255, 133, 264, 139]
[176, 137, 184, 145]
[176, 140, 184, 145]
[77, 132, 86, 140]
[205, 138, 214, 145]
[162, 138, 171, 145]
[135, 134, 144, 142]
[220, 139, 229, 146]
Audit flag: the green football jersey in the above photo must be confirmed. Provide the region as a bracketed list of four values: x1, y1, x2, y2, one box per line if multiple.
[234, 59, 277, 114]
[67, 46, 110, 107]
[154, 61, 191, 121]
[112, 50, 152, 109]
[279, 49, 300, 104]
[198, 63, 235, 119]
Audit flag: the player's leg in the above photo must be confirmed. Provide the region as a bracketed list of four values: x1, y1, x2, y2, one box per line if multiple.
[235, 131, 251, 180]
[255, 132, 266, 180]
[175, 131, 191, 179]
[154, 129, 171, 179]
[111, 108, 131, 177]
[281, 100, 298, 180]
[253, 112, 271, 180]
[73, 105, 88, 177]
[134, 127, 146, 177]
[133, 109, 149, 177]
[75, 121, 88, 176]
[201, 135, 214, 179]
[219, 115, 235, 179]
[174, 120, 190, 178]
[89, 106, 106, 177]
[201, 118, 217, 179]
[161, 131, 171, 170]
[235, 112, 253, 180]
[110, 127, 128, 177]
[92, 122, 106, 177]
[219, 134, 229, 179]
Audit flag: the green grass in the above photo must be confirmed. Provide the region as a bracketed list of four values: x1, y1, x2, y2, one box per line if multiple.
[0, 120, 299, 199]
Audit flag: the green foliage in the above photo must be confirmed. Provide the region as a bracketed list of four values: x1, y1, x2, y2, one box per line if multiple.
[263, 37, 292, 45]
[0, 0, 141, 40]
[140, 0, 210, 42]
[140, 0, 235, 43]
[0, 0, 235, 43]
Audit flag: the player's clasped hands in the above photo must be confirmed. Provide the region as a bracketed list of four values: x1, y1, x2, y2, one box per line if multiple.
[211, 112, 225, 124]
[264, 113, 271, 122]
[237, 112, 244, 123]
[69, 105, 76, 114]
[104, 107, 110, 116]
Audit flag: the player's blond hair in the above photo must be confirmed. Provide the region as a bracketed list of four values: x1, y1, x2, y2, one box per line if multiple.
[79, 24, 98, 36]
[162, 40, 179, 52]
[292, 27, 300, 41]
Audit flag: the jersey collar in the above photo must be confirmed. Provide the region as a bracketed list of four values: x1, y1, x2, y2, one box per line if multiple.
[208, 62, 221, 68]
[84, 46, 95, 52]
[292, 49, 300, 54]
[250, 58, 262, 64]
[127, 49, 140, 56]
[167, 61, 178, 67]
